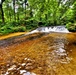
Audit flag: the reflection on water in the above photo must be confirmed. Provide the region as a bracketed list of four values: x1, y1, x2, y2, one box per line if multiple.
[0, 32, 76, 75]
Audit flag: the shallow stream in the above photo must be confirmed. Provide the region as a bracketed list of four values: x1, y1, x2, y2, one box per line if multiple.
[0, 31, 76, 75]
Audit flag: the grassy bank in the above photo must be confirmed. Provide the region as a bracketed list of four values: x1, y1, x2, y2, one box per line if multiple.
[0, 21, 76, 36]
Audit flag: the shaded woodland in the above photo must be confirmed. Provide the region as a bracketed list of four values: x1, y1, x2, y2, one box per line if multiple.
[0, 0, 76, 35]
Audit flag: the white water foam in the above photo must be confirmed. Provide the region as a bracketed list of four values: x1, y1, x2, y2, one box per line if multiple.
[30, 26, 69, 33]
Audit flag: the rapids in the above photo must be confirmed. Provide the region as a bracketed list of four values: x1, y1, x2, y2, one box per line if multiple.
[30, 26, 69, 34]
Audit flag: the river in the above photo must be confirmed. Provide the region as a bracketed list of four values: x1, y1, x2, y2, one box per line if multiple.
[0, 29, 76, 75]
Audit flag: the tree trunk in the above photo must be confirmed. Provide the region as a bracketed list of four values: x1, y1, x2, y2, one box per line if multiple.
[13, 0, 16, 21]
[0, 4, 5, 23]
[0, 0, 5, 23]
[9, 11, 11, 21]
[17, 12, 19, 21]
[24, 0, 27, 25]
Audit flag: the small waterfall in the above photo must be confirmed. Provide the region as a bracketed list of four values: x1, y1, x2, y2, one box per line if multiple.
[30, 26, 69, 34]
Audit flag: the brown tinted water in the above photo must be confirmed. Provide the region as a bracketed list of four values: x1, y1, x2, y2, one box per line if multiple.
[0, 32, 76, 75]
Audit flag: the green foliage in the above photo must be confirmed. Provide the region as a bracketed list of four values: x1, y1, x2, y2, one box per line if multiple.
[0, 22, 26, 35]
[66, 22, 76, 32]
[25, 19, 38, 30]
[72, 2, 76, 22]
[0, 0, 76, 35]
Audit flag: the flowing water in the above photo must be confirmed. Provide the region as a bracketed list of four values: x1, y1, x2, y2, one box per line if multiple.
[0, 27, 76, 75]
[30, 26, 69, 33]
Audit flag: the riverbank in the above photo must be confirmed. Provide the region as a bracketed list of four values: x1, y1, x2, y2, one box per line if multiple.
[0, 32, 26, 40]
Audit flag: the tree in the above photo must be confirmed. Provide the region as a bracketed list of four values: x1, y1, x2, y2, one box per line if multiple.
[0, 0, 5, 23]
[72, 1, 76, 22]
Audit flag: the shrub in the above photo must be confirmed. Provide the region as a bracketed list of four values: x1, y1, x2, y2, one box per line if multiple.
[0, 22, 26, 35]
[66, 22, 76, 32]
[12, 26, 26, 32]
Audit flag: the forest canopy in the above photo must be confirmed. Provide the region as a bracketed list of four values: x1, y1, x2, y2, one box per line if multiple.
[0, 0, 76, 35]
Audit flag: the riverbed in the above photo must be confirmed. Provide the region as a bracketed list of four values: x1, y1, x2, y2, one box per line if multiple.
[0, 32, 76, 75]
